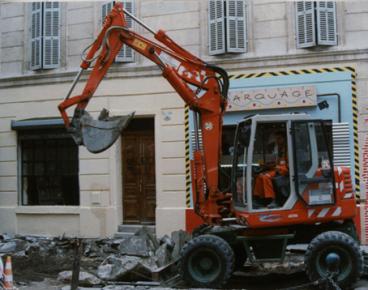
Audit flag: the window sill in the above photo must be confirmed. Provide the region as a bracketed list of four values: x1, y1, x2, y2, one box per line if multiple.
[15, 206, 80, 215]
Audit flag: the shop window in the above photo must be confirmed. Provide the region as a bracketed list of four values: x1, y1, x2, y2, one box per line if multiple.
[102, 1, 135, 62]
[30, 2, 60, 70]
[18, 129, 79, 206]
[208, 0, 247, 55]
[295, 1, 337, 48]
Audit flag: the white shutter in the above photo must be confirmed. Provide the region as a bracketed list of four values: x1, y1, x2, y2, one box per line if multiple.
[295, 1, 316, 48]
[332, 123, 350, 167]
[317, 1, 337, 46]
[208, 0, 225, 55]
[30, 2, 42, 70]
[43, 2, 60, 68]
[226, 0, 247, 53]
[101, 2, 113, 24]
[115, 0, 135, 62]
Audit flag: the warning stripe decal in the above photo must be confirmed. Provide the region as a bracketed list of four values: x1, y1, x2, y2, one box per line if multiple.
[184, 105, 191, 207]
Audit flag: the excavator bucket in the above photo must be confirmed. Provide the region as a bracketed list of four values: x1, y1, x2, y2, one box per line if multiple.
[69, 109, 134, 154]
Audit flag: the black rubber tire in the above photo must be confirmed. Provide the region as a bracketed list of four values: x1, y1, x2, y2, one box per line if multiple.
[362, 251, 368, 277]
[305, 231, 363, 289]
[179, 234, 234, 288]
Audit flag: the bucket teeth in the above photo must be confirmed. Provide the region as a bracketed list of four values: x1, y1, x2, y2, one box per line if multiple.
[69, 109, 134, 153]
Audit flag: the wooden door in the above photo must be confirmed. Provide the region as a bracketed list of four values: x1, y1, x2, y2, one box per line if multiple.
[122, 127, 156, 224]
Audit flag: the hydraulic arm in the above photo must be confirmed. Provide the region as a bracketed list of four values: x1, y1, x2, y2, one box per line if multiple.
[58, 2, 230, 224]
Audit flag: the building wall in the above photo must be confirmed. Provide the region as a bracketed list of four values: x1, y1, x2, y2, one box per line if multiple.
[0, 0, 368, 238]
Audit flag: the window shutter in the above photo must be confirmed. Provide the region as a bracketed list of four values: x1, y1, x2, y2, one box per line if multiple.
[295, 1, 316, 48]
[43, 2, 60, 68]
[208, 0, 225, 55]
[317, 1, 337, 46]
[30, 2, 42, 70]
[226, 0, 247, 53]
[101, 2, 113, 24]
[115, 0, 135, 62]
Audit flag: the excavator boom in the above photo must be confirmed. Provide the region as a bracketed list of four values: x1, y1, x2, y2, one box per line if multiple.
[58, 2, 229, 223]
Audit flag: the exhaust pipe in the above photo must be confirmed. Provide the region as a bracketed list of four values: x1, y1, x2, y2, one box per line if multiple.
[69, 108, 135, 154]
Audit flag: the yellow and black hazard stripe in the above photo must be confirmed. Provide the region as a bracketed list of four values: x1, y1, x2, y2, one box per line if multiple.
[184, 66, 360, 207]
[184, 105, 192, 207]
[228, 67, 351, 80]
[348, 67, 360, 198]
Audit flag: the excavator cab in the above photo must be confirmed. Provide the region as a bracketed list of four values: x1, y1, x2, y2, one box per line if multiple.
[232, 114, 335, 215]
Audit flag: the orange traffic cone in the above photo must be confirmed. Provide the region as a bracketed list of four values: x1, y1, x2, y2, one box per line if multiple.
[3, 256, 13, 289]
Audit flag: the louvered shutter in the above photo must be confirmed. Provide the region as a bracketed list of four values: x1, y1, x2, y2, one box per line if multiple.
[226, 0, 247, 53]
[115, 0, 134, 62]
[31, 2, 42, 70]
[102, 2, 113, 24]
[295, 1, 316, 48]
[208, 0, 225, 55]
[317, 1, 337, 46]
[43, 2, 60, 68]
[332, 123, 350, 167]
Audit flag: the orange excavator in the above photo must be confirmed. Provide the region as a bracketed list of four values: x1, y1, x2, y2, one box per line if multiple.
[58, 3, 363, 288]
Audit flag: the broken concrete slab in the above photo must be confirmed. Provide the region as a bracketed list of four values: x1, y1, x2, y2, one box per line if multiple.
[154, 244, 171, 268]
[57, 270, 102, 286]
[97, 255, 142, 281]
[119, 227, 160, 257]
[171, 230, 190, 260]
[0, 241, 17, 253]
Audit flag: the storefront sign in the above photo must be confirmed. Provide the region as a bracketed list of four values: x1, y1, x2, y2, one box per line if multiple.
[227, 86, 317, 111]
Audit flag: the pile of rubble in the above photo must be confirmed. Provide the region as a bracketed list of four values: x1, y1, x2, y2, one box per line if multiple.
[0, 228, 190, 287]
[0, 229, 309, 289]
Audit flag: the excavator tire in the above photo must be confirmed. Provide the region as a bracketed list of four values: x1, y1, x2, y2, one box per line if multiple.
[179, 234, 234, 288]
[305, 231, 363, 289]
[362, 251, 368, 277]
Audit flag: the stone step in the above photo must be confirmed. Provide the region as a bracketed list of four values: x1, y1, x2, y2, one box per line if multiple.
[114, 224, 156, 239]
[117, 224, 155, 233]
[113, 232, 135, 239]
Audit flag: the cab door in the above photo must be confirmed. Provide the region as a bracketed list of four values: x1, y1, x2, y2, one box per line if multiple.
[291, 120, 335, 206]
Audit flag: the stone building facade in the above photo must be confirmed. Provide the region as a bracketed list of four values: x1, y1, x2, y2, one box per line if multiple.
[0, 0, 367, 239]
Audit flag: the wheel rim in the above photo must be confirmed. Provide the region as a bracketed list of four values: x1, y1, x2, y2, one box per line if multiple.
[315, 245, 352, 282]
[188, 248, 222, 283]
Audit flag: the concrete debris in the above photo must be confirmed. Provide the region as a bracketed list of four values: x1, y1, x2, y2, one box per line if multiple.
[61, 286, 102, 290]
[0, 233, 14, 241]
[57, 270, 101, 286]
[0, 241, 17, 253]
[0, 229, 309, 288]
[97, 255, 142, 280]
[154, 244, 171, 268]
[159, 235, 174, 251]
[119, 227, 159, 257]
[171, 230, 190, 260]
